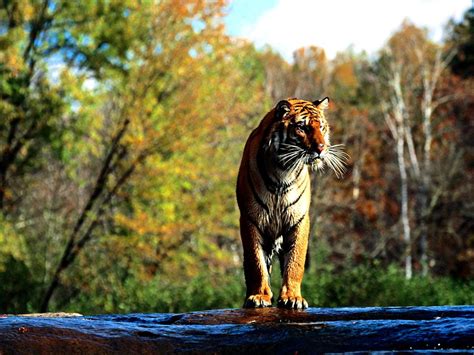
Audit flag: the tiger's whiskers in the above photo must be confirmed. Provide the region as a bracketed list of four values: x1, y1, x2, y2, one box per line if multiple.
[323, 144, 350, 179]
[278, 143, 306, 171]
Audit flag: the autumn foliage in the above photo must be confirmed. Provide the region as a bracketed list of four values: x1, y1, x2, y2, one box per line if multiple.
[0, 2, 472, 313]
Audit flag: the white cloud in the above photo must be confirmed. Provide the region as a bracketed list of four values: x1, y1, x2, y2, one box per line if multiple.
[240, 0, 470, 60]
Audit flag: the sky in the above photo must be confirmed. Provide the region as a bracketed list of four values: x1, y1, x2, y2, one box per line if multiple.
[225, 0, 471, 61]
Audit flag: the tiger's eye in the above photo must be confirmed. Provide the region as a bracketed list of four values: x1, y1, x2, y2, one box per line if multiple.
[295, 122, 304, 130]
[295, 122, 309, 134]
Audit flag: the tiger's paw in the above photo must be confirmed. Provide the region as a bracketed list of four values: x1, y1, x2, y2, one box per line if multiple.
[244, 294, 273, 308]
[277, 295, 308, 309]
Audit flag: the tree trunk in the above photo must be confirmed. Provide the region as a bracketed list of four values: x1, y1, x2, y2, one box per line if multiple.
[397, 127, 412, 280]
[389, 68, 413, 280]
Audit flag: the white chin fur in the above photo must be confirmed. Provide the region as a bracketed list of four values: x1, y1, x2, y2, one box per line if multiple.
[311, 159, 325, 171]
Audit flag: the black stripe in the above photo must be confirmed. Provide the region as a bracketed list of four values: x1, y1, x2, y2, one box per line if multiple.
[257, 120, 288, 194]
[257, 129, 305, 195]
[277, 183, 294, 196]
[247, 171, 269, 214]
[256, 146, 280, 193]
[283, 213, 306, 237]
[258, 158, 304, 195]
[276, 149, 303, 175]
[276, 160, 287, 171]
[296, 172, 309, 190]
[277, 164, 305, 195]
[290, 164, 306, 185]
[247, 216, 266, 239]
[283, 182, 307, 213]
[278, 128, 284, 144]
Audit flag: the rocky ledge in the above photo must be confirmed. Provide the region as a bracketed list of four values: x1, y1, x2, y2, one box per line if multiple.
[1, 306, 473, 353]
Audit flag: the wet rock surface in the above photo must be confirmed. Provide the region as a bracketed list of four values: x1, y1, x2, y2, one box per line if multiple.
[1, 306, 473, 353]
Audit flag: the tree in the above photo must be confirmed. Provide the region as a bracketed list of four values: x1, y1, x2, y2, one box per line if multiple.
[448, 7, 474, 78]
[0, 0, 145, 212]
[378, 21, 458, 278]
[259, 46, 292, 102]
[292, 46, 329, 99]
[38, 0, 234, 311]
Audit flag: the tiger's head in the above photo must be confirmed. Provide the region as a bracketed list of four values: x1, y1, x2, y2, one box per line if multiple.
[269, 97, 349, 178]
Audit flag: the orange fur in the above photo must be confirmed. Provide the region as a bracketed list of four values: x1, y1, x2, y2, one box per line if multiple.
[237, 98, 332, 309]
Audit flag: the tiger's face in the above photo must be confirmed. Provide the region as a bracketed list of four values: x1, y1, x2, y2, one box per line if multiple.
[271, 98, 348, 178]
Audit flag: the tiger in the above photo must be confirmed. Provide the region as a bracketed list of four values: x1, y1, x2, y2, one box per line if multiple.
[236, 97, 348, 309]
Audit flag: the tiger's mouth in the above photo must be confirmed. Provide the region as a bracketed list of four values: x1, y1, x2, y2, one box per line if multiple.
[306, 151, 325, 163]
[314, 144, 349, 178]
[278, 143, 349, 178]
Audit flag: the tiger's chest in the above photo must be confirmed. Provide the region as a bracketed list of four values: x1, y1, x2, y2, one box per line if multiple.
[247, 165, 311, 240]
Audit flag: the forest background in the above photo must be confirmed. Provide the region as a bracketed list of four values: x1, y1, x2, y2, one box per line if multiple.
[0, 1, 472, 314]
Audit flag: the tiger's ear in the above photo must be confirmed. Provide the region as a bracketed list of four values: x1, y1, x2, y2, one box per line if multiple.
[313, 97, 329, 110]
[275, 100, 291, 120]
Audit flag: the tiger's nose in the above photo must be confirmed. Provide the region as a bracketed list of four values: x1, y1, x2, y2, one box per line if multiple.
[307, 152, 318, 162]
[315, 143, 326, 153]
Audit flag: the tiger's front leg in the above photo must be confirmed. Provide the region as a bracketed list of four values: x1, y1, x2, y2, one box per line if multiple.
[278, 214, 310, 309]
[240, 216, 273, 308]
